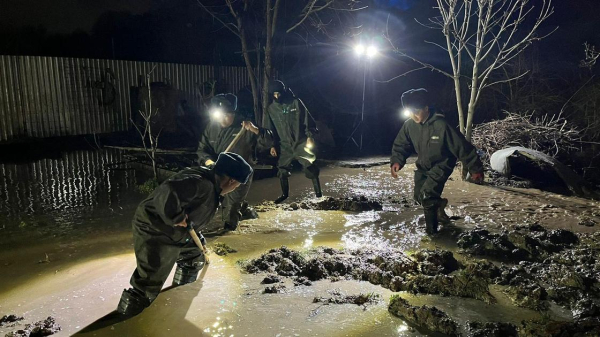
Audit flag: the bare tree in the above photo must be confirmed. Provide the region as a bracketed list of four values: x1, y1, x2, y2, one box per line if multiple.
[197, 0, 363, 124]
[387, 0, 555, 141]
[580, 42, 600, 71]
[131, 68, 162, 180]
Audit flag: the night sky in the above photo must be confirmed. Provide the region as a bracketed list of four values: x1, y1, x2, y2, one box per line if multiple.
[1, 0, 599, 142]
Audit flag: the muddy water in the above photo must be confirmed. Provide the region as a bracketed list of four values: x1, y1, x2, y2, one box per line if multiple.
[0, 152, 599, 336]
[0, 149, 144, 247]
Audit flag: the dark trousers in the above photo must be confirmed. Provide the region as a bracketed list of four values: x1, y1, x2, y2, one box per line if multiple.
[129, 225, 204, 301]
[221, 172, 253, 225]
[277, 141, 319, 179]
[413, 168, 451, 210]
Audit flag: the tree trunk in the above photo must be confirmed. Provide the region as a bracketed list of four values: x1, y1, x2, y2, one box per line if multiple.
[262, 0, 273, 125]
[238, 25, 260, 124]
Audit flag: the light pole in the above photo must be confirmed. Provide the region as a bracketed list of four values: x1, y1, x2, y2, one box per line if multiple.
[344, 43, 378, 150]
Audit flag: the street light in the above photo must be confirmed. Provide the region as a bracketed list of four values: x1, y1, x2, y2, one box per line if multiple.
[344, 42, 380, 150]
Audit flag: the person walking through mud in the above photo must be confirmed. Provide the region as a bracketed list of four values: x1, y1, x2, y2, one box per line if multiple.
[263, 80, 322, 204]
[391, 88, 484, 234]
[197, 93, 273, 231]
[117, 153, 253, 316]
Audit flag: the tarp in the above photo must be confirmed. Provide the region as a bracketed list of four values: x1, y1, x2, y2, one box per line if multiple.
[490, 147, 598, 199]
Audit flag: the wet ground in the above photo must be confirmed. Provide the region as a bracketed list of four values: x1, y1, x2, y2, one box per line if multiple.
[0, 150, 599, 336]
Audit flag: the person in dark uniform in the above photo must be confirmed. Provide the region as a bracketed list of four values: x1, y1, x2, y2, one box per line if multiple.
[197, 93, 273, 230]
[116, 152, 253, 316]
[390, 88, 484, 234]
[263, 80, 322, 204]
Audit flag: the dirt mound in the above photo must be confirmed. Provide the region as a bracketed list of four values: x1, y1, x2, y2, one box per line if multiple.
[457, 225, 579, 261]
[494, 232, 600, 312]
[388, 295, 459, 336]
[243, 246, 497, 302]
[313, 290, 380, 306]
[0, 315, 23, 327]
[211, 242, 237, 256]
[254, 196, 383, 213]
[465, 321, 518, 337]
[5, 317, 61, 337]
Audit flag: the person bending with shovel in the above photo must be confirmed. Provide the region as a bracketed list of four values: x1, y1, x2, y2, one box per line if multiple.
[197, 93, 273, 231]
[117, 152, 253, 316]
[391, 88, 483, 235]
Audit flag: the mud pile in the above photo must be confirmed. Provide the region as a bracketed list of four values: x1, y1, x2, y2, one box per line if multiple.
[457, 224, 579, 261]
[211, 242, 237, 256]
[243, 231, 600, 336]
[254, 196, 383, 213]
[495, 232, 600, 314]
[243, 247, 498, 302]
[313, 290, 380, 306]
[5, 317, 61, 337]
[388, 295, 459, 336]
[0, 315, 23, 328]
[465, 321, 517, 337]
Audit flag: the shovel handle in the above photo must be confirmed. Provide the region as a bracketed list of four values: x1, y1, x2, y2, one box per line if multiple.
[187, 224, 210, 264]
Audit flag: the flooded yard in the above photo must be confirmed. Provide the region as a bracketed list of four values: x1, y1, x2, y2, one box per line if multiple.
[0, 150, 599, 336]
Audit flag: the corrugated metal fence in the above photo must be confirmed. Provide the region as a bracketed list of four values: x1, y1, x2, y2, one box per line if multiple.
[0, 55, 250, 142]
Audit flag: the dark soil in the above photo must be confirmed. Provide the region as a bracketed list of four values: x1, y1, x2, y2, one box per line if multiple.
[211, 242, 237, 256]
[465, 321, 518, 337]
[313, 290, 380, 306]
[0, 315, 23, 327]
[263, 284, 286, 294]
[388, 295, 459, 336]
[260, 274, 281, 284]
[457, 224, 579, 262]
[243, 247, 497, 302]
[242, 227, 600, 335]
[5, 317, 61, 337]
[255, 196, 383, 213]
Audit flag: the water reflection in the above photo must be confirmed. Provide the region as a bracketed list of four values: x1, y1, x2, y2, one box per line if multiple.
[0, 149, 140, 235]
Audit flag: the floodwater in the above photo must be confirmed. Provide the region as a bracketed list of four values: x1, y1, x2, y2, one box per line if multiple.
[0, 150, 598, 336]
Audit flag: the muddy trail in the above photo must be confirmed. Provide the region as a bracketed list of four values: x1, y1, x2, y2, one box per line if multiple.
[1, 153, 599, 336]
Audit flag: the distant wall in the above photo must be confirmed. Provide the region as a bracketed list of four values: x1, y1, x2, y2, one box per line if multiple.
[0, 55, 250, 143]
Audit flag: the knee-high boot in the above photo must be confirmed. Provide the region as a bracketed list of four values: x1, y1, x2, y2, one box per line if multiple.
[274, 177, 289, 204]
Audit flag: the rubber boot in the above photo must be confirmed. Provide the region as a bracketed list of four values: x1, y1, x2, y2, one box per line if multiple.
[117, 288, 151, 316]
[312, 177, 323, 198]
[240, 201, 259, 220]
[438, 198, 451, 224]
[274, 177, 289, 204]
[224, 221, 238, 231]
[423, 207, 439, 235]
[172, 266, 201, 286]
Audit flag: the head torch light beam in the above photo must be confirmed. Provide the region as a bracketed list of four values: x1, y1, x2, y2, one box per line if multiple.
[210, 108, 224, 120]
[402, 108, 412, 118]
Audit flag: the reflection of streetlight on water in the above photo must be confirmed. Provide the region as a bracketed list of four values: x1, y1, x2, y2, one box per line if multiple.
[345, 42, 379, 150]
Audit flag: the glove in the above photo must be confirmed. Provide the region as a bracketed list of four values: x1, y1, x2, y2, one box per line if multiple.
[470, 171, 484, 184]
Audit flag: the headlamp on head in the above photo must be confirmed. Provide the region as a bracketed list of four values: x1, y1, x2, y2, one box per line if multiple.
[210, 107, 224, 120]
[402, 108, 413, 118]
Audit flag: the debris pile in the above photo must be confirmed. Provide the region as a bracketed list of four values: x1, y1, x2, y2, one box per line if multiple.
[5, 317, 61, 337]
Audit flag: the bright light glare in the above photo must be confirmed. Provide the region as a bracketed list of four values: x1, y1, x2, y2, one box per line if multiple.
[354, 44, 366, 56]
[210, 108, 224, 120]
[402, 108, 412, 118]
[366, 45, 378, 58]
